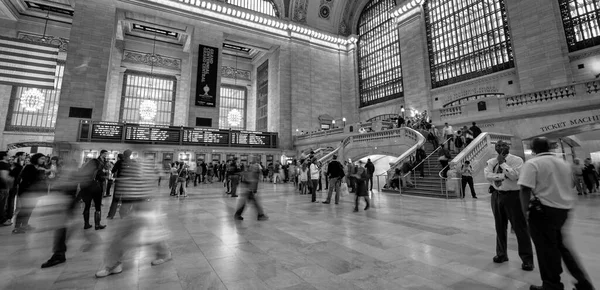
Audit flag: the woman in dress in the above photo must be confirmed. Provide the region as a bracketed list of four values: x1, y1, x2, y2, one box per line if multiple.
[351, 160, 370, 212]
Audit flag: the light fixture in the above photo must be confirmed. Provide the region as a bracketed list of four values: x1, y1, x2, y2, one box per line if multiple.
[20, 88, 45, 112]
[228, 109, 242, 127]
[140, 99, 157, 121]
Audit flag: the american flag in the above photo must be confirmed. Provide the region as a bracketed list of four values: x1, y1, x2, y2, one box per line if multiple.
[0, 35, 59, 89]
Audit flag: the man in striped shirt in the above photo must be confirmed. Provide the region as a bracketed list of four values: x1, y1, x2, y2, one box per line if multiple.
[96, 150, 171, 278]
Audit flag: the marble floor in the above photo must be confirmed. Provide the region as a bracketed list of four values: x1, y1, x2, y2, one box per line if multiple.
[1, 182, 599, 290]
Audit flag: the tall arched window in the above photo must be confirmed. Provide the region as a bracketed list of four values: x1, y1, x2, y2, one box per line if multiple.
[424, 0, 514, 88]
[120, 71, 177, 126]
[219, 85, 247, 130]
[357, 0, 403, 108]
[559, 0, 600, 52]
[226, 0, 279, 17]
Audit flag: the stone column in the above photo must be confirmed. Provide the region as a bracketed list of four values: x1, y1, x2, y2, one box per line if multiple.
[505, 0, 572, 92]
[103, 40, 125, 122]
[54, 0, 117, 142]
[397, 9, 431, 115]
[277, 45, 293, 150]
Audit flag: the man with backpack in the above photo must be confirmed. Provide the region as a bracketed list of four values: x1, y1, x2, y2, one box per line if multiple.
[323, 155, 345, 205]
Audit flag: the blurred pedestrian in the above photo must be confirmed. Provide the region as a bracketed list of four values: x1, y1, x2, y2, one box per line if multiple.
[234, 156, 268, 221]
[13, 153, 48, 234]
[351, 160, 370, 212]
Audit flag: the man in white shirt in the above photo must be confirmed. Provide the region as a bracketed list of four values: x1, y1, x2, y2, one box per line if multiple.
[518, 137, 594, 290]
[484, 141, 534, 271]
[442, 123, 454, 151]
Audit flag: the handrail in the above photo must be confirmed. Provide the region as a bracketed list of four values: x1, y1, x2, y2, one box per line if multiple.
[403, 136, 453, 178]
[438, 164, 450, 199]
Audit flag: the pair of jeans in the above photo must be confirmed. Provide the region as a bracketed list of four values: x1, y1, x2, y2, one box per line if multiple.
[490, 191, 533, 264]
[5, 187, 17, 221]
[176, 178, 187, 196]
[52, 188, 79, 256]
[235, 190, 265, 217]
[529, 205, 594, 290]
[461, 176, 476, 197]
[367, 175, 374, 190]
[0, 189, 8, 223]
[229, 175, 240, 196]
[310, 179, 319, 202]
[325, 177, 341, 204]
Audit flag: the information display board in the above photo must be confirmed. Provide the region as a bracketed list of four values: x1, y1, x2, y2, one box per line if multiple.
[231, 131, 272, 147]
[81, 121, 278, 148]
[91, 123, 123, 140]
[124, 125, 180, 143]
[182, 128, 229, 145]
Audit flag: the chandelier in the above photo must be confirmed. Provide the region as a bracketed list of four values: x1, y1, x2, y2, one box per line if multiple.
[20, 88, 45, 112]
[140, 99, 157, 121]
[228, 109, 242, 127]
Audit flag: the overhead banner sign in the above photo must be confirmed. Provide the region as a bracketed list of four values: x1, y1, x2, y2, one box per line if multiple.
[196, 44, 219, 107]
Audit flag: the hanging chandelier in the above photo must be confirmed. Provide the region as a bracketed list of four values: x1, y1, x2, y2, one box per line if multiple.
[20, 88, 45, 112]
[140, 99, 157, 121]
[228, 109, 242, 127]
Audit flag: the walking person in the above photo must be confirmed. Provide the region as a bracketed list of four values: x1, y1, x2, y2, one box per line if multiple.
[484, 141, 534, 271]
[582, 158, 597, 194]
[299, 162, 309, 195]
[228, 158, 241, 197]
[470, 122, 482, 139]
[415, 146, 427, 178]
[442, 123, 454, 151]
[12, 153, 49, 234]
[234, 156, 268, 221]
[438, 146, 451, 178]
[4, 152, 25, 225]
[518, 137, 595, 290]
[41, 159, 90, 268]
[79, 151, 107, 231]
[169, 162, 178, 196]
[351, 160, 370, 212]
[460, 160, 477, 198]
[107, 154, 130, 219]
[175, 163, 188, 198]
[309, 158, 320, 202]
[323, 155, 345, 205]
[365, 159, 375, 191]
[0, 151, 13, 227]
[95, 156, 171, 278]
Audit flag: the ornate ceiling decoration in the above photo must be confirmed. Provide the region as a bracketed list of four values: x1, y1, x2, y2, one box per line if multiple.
[221, 66, 251, 81]
[122, 50, 182, 71]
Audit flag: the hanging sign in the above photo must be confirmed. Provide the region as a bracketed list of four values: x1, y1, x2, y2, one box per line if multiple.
[195, 44, 219, 107]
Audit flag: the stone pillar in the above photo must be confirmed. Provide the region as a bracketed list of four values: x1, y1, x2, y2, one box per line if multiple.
[277, 45, 293, 150]
[54, 0, 117, 142]
[188, 28, 223, 127]
[0, 84, 13, 149]
[103, 40, 125, 122]
[397, 10, 431, 115]
[505, 0, 572, 92]
[340, 47, 358, 124]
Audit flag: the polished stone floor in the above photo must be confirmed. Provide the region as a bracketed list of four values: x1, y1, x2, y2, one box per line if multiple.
[0, 181, 599, 290]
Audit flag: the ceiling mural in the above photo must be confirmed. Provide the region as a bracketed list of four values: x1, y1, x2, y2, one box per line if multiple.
[292, 0, 308, 23]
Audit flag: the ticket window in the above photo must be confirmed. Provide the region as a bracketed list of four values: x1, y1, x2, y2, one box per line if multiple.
[227, 154, 235, 162]
[266, 155, 273, 166]
[82, 150, 98, 165]
[179, 153, 191, 166]
[144, 152, 157, 163]
[163, 153, 174, 171]
[240, 155, 248, 167]
[131, 152, 139, 160]
[106, 151, 119, 164]
[212, 154, 221, 165]
[196, 154, 205, 167]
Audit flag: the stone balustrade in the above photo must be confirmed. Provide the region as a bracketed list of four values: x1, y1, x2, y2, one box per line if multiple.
[433, 80, 600, 123]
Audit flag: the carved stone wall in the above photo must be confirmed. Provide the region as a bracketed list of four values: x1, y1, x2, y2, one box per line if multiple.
[319, 0, 333, 20]
[122, 50, 181, 70]
[221, 66, 251, 80]
[19, 33, 69, 52]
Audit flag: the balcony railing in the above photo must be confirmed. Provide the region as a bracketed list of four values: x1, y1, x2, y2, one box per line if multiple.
[433, 80, 600, 123]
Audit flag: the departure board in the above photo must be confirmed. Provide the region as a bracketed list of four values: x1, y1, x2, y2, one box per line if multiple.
[124, 126, 181, 143]
[182, 129, 229, 145]
[81, 122, 277, 148]
[231, 131, 272, 147]
[91, 123, 123, 140]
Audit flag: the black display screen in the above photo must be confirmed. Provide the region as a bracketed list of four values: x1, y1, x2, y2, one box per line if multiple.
[231, 132, 272, 147]
[124, 125, 180, 143]
[182, 129, 229, 145]
[91, 123, 123, 140]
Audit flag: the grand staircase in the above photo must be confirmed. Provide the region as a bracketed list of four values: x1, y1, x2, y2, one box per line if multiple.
[381, 142, 450, 198]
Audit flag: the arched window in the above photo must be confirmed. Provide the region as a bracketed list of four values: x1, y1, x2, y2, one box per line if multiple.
[226, 0, 279, 17]
[120, 71, 177, 126]
[424, 0, 514, 88]
[559, 0, 600, 52]
[357, 0, 403, 108]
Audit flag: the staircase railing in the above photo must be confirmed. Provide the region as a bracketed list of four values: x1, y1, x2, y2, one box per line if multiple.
[437, 132, 514, 198]
[373, 128, 426, 192]
[404, 137, 453, 187]
[318, 127, 424, 165]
